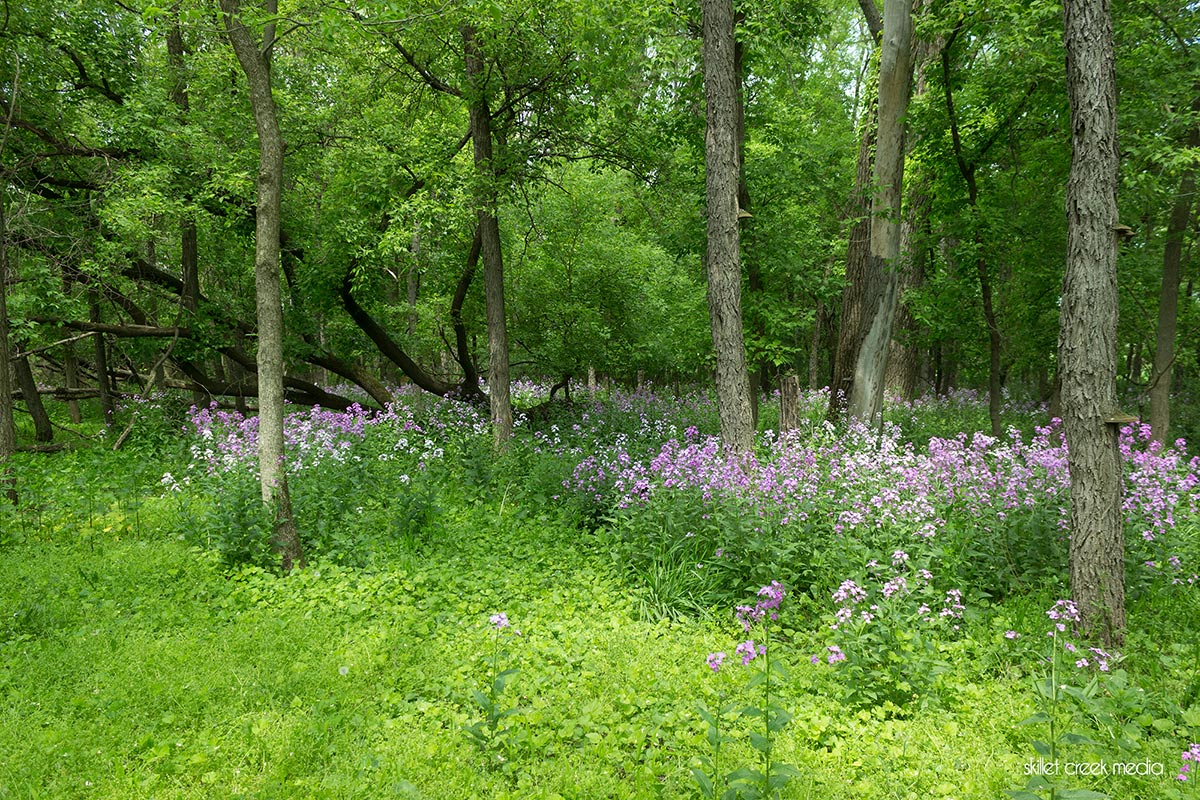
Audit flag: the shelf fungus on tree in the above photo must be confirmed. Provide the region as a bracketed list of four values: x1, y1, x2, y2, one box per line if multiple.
[1103, 411, 1139, 425]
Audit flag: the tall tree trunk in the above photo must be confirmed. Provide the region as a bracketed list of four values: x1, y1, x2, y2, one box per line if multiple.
[848, 0, 915, 423]
[809, 301, 827, 391]
[828, 3, 883, 420]
[1149, 98, 1198, 443]
[734, 21, 766, 429]
[463, 25, 513, 448]
[221, 0, 303, 573]
[0, 192, 17, 504]
[168, 5, 206, 410]
[1062, 0, 1123, 646]
[886, 194, 927, 401]
[829, 110, 878, 418]
[887, 22, 941, 402]
[702, 0, 754, 451]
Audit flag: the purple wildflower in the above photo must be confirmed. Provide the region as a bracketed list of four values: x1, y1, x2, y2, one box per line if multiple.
[1180, 744, 1200, 781]
[736, 640, 765, 665]
[707, 652, 726, 672]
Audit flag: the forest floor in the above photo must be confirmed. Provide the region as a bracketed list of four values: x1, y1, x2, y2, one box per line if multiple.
[1, 388, 1197, 799]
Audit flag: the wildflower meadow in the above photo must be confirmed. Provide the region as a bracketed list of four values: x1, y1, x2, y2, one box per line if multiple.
[2, 385, 1198, 799]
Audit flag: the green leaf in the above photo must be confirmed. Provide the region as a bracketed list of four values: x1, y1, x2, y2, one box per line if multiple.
[492, 668, 520, 694]
[1004, 791, 1046, 800]
[696, 703, 717, 727]
[767, 708, 793, 733]
[768, 763, 802, 789]
[1058, 733, 1100, 746]
[1054, 790, 1108, 800]
[748, 731, 771, 754]
[1031, 740, 1052, 757]
[690, 767, 715, 799]
[1019, 711, 1051, 725]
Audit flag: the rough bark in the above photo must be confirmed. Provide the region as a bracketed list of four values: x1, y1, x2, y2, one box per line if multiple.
[886, 22, 941, 402]
[886, 192, 927, 401]
[1148, 97, 1198, 443]
[734, 19, 766, 428]
[828, 110, 878, 418]
[221, 0, 303, 573]
[702, 0, 755, 452]
[1062, 0, 1124, 645]
[779, 373, 800, 432]
[827, 0, 884, 419]
[463, 25, 513, 448]
[848, 0, 915, 423]
[0, 194, 17, 504]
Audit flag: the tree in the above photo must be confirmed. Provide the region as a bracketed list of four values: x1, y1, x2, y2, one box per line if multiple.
[463, 23, 513, 447]
[702, 0, 755, 451]
[1061, 0, 1123, 645]
[846, 0, 914, 423]
[0, 132, 15, 505]
[219, 0, 303, 572]
[828, 9, 880, 419]
[1148, 97, 1197, 443]
[938, 19, 1040, 438]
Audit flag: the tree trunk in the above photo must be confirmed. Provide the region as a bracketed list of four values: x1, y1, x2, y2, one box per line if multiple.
[221, 0, 303, 573]
[168, 6, 206, 410]
[1062, 0, 1123, 645]
[828, 103, 878, 418]
[828, 10, 882, 419]
[702, 0, 754, 451]
[0, 193, 18, 504]
[848, 0, 915, 424]
[779, 373, 800, 432]
[1148, 98, 1198, 443]
[12, 349, 52, 443]
[90, 298, 115, 427]
[463, 24, 513, 448]
[809, 301, 826, 391]
[887, 23, 941, 402]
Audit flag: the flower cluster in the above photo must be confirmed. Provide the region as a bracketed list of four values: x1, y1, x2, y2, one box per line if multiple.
[565, 410, 1198, 588]
[1180, 743, 1200, 782]
[736, 581, 785, 631]
[707, 582, 786, 672]
[1041, 599, 1117, 672]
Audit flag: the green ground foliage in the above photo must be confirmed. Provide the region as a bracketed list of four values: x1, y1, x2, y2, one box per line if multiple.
[1, 391, 1198, 799]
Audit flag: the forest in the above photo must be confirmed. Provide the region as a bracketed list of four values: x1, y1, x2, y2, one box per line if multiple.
[0, 0, 1198, 797]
